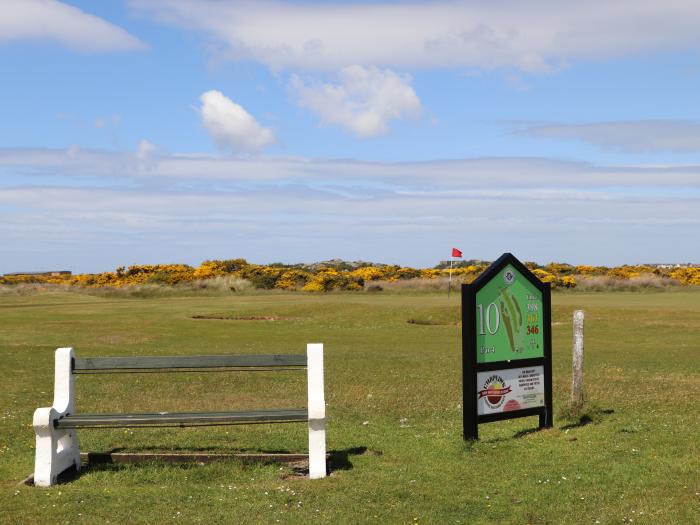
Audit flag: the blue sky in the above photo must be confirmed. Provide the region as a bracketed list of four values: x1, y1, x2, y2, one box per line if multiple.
[1, 0, 699, 273]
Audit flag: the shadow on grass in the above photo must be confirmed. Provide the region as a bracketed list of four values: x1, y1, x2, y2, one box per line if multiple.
[328, 446, 369, 471]
[33, 445, 372, 485]
[284, 446, 370, 479]
[473, 424, 552, 445]
[560, 415, 594, 430]
[53, 466, 82, 485]
[467, 407, 616, 446]
[560, 408, 615, 431]
[513, 427, 543, 438]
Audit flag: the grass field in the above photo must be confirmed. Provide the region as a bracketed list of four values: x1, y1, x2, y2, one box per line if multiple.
[1, 289, 698, 524]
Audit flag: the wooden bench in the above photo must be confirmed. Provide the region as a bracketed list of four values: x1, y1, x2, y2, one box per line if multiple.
[33, 344, 326, 486]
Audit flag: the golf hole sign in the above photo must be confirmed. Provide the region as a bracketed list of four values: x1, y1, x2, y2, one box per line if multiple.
[462, 253, 553, 440]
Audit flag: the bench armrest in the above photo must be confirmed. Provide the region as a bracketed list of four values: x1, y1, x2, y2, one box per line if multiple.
[33, 348, 80, 486]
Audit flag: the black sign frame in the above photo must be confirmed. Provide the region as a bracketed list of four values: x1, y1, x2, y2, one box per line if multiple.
[461, 253, 553, 440]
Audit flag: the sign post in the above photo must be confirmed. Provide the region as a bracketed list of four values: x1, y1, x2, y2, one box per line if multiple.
[462, 253, 553, 440]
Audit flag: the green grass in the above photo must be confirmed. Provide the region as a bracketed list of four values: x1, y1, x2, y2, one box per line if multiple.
[1, 290, 699, 524]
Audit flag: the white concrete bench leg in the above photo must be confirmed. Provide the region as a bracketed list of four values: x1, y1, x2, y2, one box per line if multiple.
[33, 348, 81, 487]
[306, 343, 326, 479]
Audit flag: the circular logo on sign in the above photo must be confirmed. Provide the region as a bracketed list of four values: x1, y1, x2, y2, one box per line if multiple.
[503, 268, 515, 285]
[478, 374, 512, 410]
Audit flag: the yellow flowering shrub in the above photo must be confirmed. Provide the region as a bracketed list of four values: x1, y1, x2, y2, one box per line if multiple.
[451, 265, 481, 276]
[560, 275, 577, 288]
[237, 265, 284, 289]
[275, 269, 312, 290]
[575, 265, 600, 275]
[531, 269, 577, 288]
[2, 258, 697, 291]
[71, 272, 121, 287]
[349, 266, 387, 282]
[302, 269, 363, 292]
[669, 267, 700, 285]
[395, 267, 421, 280]
[61, 264, 195, 287]
[196, 259, 249, 276]
[0, 274, 42, 285]
[545, 263, 575, 275]
[128, 265, 195, 285]
[531, 269, 557, 285]
[607, 266, 645, 280]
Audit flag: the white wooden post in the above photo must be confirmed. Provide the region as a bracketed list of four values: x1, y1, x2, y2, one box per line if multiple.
[572, 311, 585, 406]
[306, 343, 326, 479]
[33, 347, 81, 487]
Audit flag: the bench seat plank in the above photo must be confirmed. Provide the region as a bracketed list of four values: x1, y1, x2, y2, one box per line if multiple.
[74, 354, 306, 372]
[55, 409, 308, 428]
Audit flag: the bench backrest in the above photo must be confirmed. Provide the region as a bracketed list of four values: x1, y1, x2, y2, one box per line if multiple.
[73, 354, 307, 373]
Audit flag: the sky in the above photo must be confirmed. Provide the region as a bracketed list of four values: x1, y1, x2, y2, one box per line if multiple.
[1, 0, 699, 273]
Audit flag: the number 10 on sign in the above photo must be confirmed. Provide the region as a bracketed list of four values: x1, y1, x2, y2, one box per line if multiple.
[477, 303, 500, 335]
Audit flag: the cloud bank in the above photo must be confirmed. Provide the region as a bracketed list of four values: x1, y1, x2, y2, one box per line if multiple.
[1, 0, 145, 52]
[130, 0, 700, 72]
[4, 147, 700, 188]
[1, 146, 698, 271]
[521, 120, 700, 154]
[199, 90, 275, 153]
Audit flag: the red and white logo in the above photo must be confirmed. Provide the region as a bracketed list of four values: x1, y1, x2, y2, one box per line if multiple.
[478, 374, 512, 409]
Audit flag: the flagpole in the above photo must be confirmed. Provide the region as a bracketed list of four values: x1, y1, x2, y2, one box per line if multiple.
[448, 256, 453, 297]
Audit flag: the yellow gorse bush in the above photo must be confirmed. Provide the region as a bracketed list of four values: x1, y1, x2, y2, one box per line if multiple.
[349, 266, 388, 282]
[1, 258, 698, 290]
[302, 269, 363, 292]
[275, 269, 312, 290]
[669, 267, 700, 285]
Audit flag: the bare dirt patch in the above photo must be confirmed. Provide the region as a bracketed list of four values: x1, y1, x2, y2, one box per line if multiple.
[190, 314, 291, 321]
[407, 318, 459, 326]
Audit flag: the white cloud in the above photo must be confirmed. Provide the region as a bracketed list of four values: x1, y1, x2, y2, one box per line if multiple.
[130, 0, 700, 72]
[521, 120, 700, 153]
[199, 90, 275, 153]
[291, 65, 421, 137]
[1, 0, 145, 52]
[4, 146, 700, 189]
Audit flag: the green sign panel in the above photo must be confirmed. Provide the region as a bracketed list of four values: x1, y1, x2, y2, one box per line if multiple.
[475, 264, 544, 363]
[462, 253, 553, 440]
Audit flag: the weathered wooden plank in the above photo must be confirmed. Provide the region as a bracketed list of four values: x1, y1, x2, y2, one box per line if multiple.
[74, 354, 307, 371]
[55, 409, 308, 428]
[80, 452, 312, 465]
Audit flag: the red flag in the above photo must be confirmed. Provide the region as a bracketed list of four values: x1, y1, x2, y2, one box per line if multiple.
[452, 248, 463, 258]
